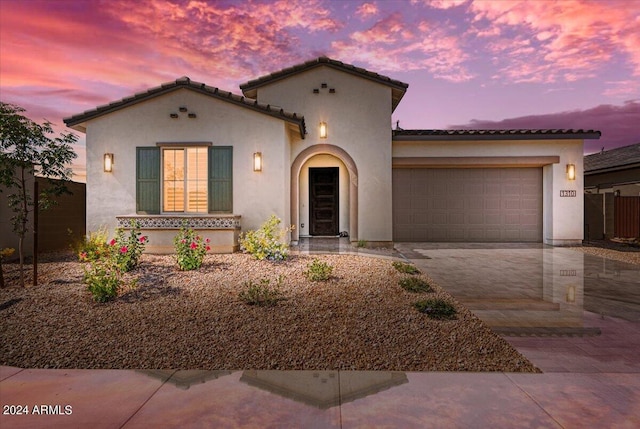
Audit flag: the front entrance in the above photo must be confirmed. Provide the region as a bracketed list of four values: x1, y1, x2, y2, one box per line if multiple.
[309, 167, 339, 236]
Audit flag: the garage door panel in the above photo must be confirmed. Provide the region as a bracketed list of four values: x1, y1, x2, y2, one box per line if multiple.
[393, 167, 542, 242]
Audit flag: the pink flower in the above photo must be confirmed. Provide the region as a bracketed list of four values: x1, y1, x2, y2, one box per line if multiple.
[120, 246, 128, 254]
[196, 236, 201, 241]
[190, 242, 198, 249]
[205, 245, 211, 251]
[181, 239, 186, 244]
[139, 236, 147, 243]
[79, 252, 87, 261]
[109, 239, 116, 246]
[205, 238, 210, 243]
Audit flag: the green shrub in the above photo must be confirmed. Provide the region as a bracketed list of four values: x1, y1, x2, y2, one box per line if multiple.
[414, 298, 457, 320]
[77, 227, 110, 262]
[239, 215, 291, 261]
[84, 261, 121, 303]
[357, 239, 367, 248]
[238, 276, 284, 306]
[392, 261, 420, 275]
[399, 277, 433, 293]
[109, 221, 148, 272]
[174, 227, 211, 270]
[304, 258, 334, 281]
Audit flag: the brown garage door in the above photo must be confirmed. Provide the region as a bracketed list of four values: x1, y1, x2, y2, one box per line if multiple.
[393, 168, 542, 242]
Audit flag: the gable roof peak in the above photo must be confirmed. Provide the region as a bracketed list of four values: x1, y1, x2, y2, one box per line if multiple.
[63, 76, 306, 137]
[240, 57, 408, 111]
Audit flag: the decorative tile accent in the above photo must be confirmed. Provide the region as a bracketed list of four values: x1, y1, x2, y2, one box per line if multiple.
[117, 215, 241, 229]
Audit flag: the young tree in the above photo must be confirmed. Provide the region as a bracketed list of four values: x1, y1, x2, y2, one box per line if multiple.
[0, 102, 77, 287]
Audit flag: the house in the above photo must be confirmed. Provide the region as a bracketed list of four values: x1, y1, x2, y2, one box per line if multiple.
[64, 57, 600, 252]
[584, 143, 640, 239]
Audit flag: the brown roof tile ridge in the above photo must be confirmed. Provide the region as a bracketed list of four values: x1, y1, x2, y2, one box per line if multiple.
[239, 56, 409, 90]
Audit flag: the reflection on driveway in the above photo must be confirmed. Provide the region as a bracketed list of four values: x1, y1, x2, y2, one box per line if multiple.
[396, 243, 640, 334]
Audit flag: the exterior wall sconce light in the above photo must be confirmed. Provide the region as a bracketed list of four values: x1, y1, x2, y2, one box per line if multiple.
[104, 153, 114, 172]
[170, 113, 178, 118]
[566, 163, 576, 180]
[188, 113, 197, 118]
[319, 122, 328, 139]
[179, 106, 188, 112]
[566, 285, 576, 303]
[253, 152, 262, 172]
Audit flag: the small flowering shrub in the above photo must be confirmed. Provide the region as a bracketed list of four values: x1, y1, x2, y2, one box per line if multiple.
[84, 261, 121, 303]
[238, 275, 285, 306]
[109, 222, 148, 272]
[78, 227, 110, 262]
[239, 215, 292, 261]
[174, 227, 210, 270]
[304, 258, 334, 282]
[81, 222, 146, 302]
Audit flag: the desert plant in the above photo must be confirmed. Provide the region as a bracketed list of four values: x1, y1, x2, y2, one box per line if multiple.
[238, 275, 285, 306]
[109, 221, 148, 272]
[414, 298, 457, 320]
[357, 239, 367, 248]
[399, 277, 433, 293]
[77, 227, 110, 262]
[392, 261, 420, 274]
[304, 258, 334, 281]
[174, 226, 210, 270]
[239, 215, 292, 261]
[84, 261, 121, 303]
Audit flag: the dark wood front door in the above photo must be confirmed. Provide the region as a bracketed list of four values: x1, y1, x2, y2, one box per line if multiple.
[310, 167, 339, 236]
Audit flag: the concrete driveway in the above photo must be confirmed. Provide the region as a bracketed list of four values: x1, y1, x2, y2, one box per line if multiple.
[395, 242, 640, 373]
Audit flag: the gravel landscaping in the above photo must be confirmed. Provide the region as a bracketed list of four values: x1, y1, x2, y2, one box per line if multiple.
[573, 243, 640, 265]
[0, 252, 538, 372]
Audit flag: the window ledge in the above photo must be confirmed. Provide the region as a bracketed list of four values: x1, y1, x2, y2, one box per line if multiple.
[117, 214, 241, 229]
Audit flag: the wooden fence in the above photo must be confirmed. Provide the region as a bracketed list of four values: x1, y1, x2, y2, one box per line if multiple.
[614, 196, 640, 239]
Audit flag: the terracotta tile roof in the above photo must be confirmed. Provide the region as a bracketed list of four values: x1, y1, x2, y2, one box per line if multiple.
[584, 142, 640, 173]
[240, 57, 409, 111]
[64, 76, 306, 137]
[393, 129, 602, 141]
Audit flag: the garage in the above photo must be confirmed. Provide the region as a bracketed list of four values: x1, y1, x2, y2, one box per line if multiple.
[393, 168, 542, 242]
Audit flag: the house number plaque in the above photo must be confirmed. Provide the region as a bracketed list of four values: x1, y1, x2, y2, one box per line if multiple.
[560, 190, 577, 197]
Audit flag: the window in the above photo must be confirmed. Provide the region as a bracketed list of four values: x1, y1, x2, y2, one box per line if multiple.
[163, 147, 207, 213]
[136, 146, 232, 214]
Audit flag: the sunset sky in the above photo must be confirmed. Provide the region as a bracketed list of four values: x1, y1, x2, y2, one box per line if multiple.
[1, 0, 639, 179]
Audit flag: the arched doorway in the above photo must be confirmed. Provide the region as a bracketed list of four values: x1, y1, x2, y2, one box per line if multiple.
[291, 145, 358, 243]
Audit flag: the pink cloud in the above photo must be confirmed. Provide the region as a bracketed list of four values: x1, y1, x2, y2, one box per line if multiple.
[355, 3, 379, 19]
[331, 13, 473, 82]
[414, 0, 468, 9]
[451, 100, 640, 153]
[469, 0, 640, 83]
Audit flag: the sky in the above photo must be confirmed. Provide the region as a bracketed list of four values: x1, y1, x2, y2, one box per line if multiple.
[1, 0, 639, 180]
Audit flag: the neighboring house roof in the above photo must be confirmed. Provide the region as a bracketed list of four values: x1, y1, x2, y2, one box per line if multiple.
[63, 77, 306, 137]
[584, 142, 640, 174]
[240, 56, 409, 111]
[393, 129, 602, 141]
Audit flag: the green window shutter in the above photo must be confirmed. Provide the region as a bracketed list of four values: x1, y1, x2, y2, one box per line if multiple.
[136, 147, 160, 214]
[208, 146, 233, 213]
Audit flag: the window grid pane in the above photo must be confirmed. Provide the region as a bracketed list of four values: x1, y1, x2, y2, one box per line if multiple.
[163, 147, 208, 213]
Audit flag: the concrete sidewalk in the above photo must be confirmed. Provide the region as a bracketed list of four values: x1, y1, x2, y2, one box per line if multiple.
[2, 366, 638, 428]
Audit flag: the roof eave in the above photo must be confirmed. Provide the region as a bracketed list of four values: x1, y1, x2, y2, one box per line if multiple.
[392, 130, 602, 141]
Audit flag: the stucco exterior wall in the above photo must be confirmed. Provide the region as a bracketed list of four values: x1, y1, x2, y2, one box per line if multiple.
[393, 138, 585, 245]
[84, 89, 292, 237]
[254, 67, 394, 242]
